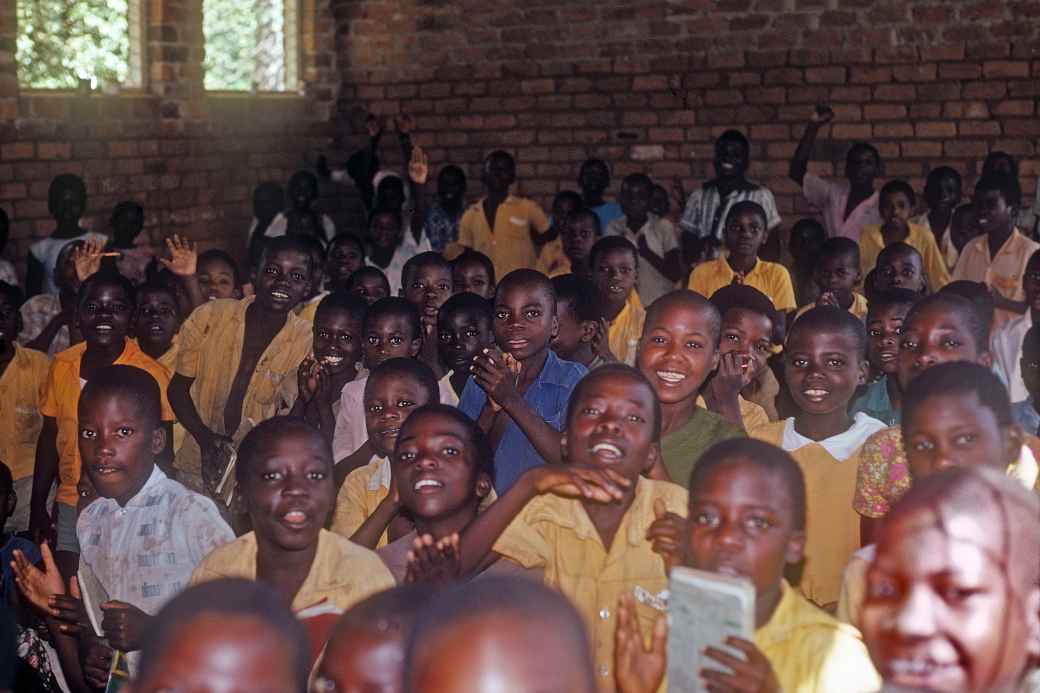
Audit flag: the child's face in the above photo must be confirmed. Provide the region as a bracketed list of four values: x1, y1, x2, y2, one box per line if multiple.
[53, 185, 85, 225]
[973, 188, 1014, 236]
[719, 308, 773, 384]
[79, 392, 162, 505]
[862, 503, 1039, 693]
[242, 429, 334, 553]
[78, 281, 133, 349]
[438, 308, 492, 374]
[551, 196, 579, 228]
[197, 257, 239, 301]
[452, 260, 494, 299]
[876, 250, 926, 293]
[619, 180, 651, 220]
[789, 223, 825, 266]
[1020, 339, 1040, 404]
[950, 206, 981, 252]
[903, 392, 1017, 480]
[550, 299, 593, 362]
[364, 314, 421, 369]
[844, 148, 879, 188]
[564, 373, 658, 480]
[562, 215, 597, 264]
[0, 295, 19, 349]
[686, 459, 803, 600]
[315, 626, 405, 693]
[351, 273, 390, 305]
[135, 288, 180, 351]
[492, 282, 556, 362]
[650, 185, 670, 218]
[255, 249, 312, 313]
[113, 206, 144, 239]
[880, 191, 914, 225]
[370, 213, 403, 251]
[815, 252, 861, 294]
[403, 265, 453, 324]
[1023, 260, 1040, 313]
[393, 411, 489, 522]
[714, 139, 749, 179]
[637, 302, 720, 406]
[326, 240, 365, 289]
[784, 328, 866, 417]
[437, 170, 466, 207]
[592, 248, 637, 305]
[927, 173, 962, 210]
[365, 373, 431, 459]
[723, 210, 766, 259]
[313, 308, 363, 376]
[289, 176, 317, 210]
[579, 160, 609, 196]
[484, 156, 516, 194]
[866, 303, 911, 376]
[897, 305, 987, 390]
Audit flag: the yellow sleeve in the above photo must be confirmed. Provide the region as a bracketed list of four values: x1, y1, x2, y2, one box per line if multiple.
[858, 226, 882, 277]
[687, 263, 713, 296]
[739, 398, 770, 432]
[811, 628, 882, 693]
[769, 264, 797, 312]
[492, 497, 552, 569]
[39, 360, 62, 419]
[329, 468, 384, 537]
[528, 199, 550, 234]
[920, 233, 951, 291]
[175, 302, 216, 379]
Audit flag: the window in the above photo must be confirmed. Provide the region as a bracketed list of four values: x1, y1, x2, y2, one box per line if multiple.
[16, 0, 144, 90]
[203, 0, 300, 92]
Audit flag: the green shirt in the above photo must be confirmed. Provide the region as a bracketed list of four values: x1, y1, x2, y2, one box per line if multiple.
[661, 407, 745, 487]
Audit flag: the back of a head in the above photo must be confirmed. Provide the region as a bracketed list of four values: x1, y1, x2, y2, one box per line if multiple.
[404, 577, 596, 693]
[788, 305, 867, 358]
[940, 280, 995, 338]
[366, 357, 440, 408]
[901, 361, 1012, 436]
[133, 578, 309, 693]
[552, 273, 600, 323]
[332, 583, 433, 645]
[80, 365, 162, 426]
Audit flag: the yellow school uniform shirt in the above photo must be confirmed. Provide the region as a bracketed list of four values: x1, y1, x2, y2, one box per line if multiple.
[41, 339, 174, 507]
[607, 290, 646, 366]
[953, 228, 1040, 329]
[190, 529, 394, 612]
[452, 195, 550, 278]
[695, 394, 770, 431]
[534, 237, 571, 278]
[295, 291, 328, 322]
[795, 292, 869, 322]
[173, 297, 312, 482]
[0, 346, 50, 481]
[689, 257, 797, 312]
[493, 476, 688, 689]
[859, 222, 950, 292]
[140, 336, 186, 455]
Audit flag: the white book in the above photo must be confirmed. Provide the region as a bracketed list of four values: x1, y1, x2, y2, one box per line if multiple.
[77, 561, 110, 639]
[666, 567, 755, 693]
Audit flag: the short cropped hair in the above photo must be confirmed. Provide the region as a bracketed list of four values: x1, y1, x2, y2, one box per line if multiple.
[565, 364, 662, 442]
[365, 358, 440, 410]
[438, 291, 492, 327]
[975, 172, 1022, 208]
[646, 290, 722, 347]
[939, 280, 995, 340]
[197, 249, 243, 288]
[402, 251, 451, 290]
[314, 290, 368, 325]
[451, 250, 496, 287]
[709, 284, 778, 340]
[589, 235, 638, 269]
[866, 288, 920, 321]
[621, 173, 653, 192]
[77, 270, 137, 312]
[552, 274, 600, 323]
[818, 236, 861, 266]
[47, 173, 86, 217]
[399, 404, 495, 486]
[716, 129, 750, 153]
[724, 200, 767, 228]
[846, 141, 881, 169]
[905, 292, 989, 354]
[902, 363, 1012, 439]
[789, 305, 867, 358]
[332, 583, 433, 641]
[569, 206, 602, 236]
[346, 266, 391, 295]
[79, 365, 162, 426]
[364, 297, 421, 341]
[924, 166, 962, 199]
[236, 416, 330, 485]
[552, 190, 583, 211]
[495, 269, 556, 311]
[259, 235, 317, 275]
[879, 179, 916, 208]
[329, 232, 366, 260]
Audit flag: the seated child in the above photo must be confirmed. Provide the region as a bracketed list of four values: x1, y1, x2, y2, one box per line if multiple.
[459, 269, 587, 491]
[860, 180, 950, 293]
[366, 208, 431, 296]
[422, 164, 467, 253]
[400, 251, 454, 375]
[615, 438, 880, 693]
[404, 576, 597, 693]
[838, 362, 1038, 628]
[169, 236, 314, 495]
[190, 417, 394, 610]
[539, 206, 600, 283]
[133, 281, 183, 371]
[126, 578, 309, 693]
[534, 190, 582, 278]
[0, 284, 50, 533]
[1020, 325, 1040, 437]
[606, 174, 681, 305]
[291, 234, 329, 322]
[704, 284, 780, 428]
[992, 248, 1040, 431]
[19, 239, 82, 356]
[949, 201, 982, 260]
[287, 291, 367, 442]
[26, 174, 106, 297]
[860, 467, 1040, 693]
[450, 249, 496, 299]
[455, 364, 688, 686]
[346, 265, 391, 305]
[324, 232, 366, 294]
[689, 201, 796, 313]
[591, 236, 645, 366]
[330, 358, 440, 545]
[849, 288, 919, 426]
[578, 157, 624, 229]
[32, 272, 175, 571]
[872, 242, 928, 295]
[551, 274, 609, 370]
[911, 166, 963, 271]
[195, 248, 243, 302]
[749, 307, 886, 609]
[636, 291, 744, 485]
[787, 218, 827, 307]
[267, 170, 336, 242]
[437, 291, 494, 398]
[312, 584, 432, 693]
[796, 237, 868, 320]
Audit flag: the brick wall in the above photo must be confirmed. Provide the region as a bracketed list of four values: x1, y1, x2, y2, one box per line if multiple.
[0, 0, 340, 278]
[331, 0, 1039, 226]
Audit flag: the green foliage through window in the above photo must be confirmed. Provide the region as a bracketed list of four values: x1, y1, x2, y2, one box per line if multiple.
[204, 0, 297, 91]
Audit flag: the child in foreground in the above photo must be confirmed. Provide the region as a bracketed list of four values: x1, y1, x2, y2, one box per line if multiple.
[615, 438, 880, 693]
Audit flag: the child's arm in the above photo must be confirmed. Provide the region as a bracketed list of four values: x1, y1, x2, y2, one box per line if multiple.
[25, 254, 43, 298]
[789, 106, 834, 186]
[636, 235, 683, 283]
[29, 417, 59, 542]
[350, 491, 401, 549]
[703, 352, 748, 430]
[160, 235, 204, 311]
[168, 374, 231, 470]
[403, 131, 427, 245]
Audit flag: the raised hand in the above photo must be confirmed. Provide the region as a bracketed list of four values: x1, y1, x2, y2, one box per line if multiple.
[614, 592, 667, 693]
[713, 350, 752, 397]
[472, 347, 520, 411]
[297, 356, 324, 404]
[73, 238, 108, 282]
[810, 104, 835, 125]
[530, 464, 630, 503]
[12, 542, 64, 614]
[160, 235, 198, 277]
[702, 637, 781, 693]
[646, 498, 685, 572]
[405, 533, 461, 585]
[408, 144, 429, 186]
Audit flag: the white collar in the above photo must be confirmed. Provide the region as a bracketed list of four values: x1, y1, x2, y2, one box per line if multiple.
[367, 457, 391, 491]
[780, 413, 886, 461]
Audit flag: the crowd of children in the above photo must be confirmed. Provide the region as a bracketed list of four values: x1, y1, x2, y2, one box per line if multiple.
[0, 107, 1037, 693]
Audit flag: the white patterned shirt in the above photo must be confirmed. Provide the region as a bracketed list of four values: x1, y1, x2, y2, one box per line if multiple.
[604, 213, 680, 306]
[679, 181, 781, 240]
[77, 466, 234, 616]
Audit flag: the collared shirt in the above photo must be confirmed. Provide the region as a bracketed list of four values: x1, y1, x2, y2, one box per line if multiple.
[757, 580, 881, 692]
[993, 311, 1033, 403]
[605, 214, 680, 305]
[18, 293, 69, 357]
[606, 291, 646, 366]
[662, 407, 745, 486]
[459, 350, 587, 492]
[366, 230, 432, 296]
[592, 201, 624, 231]
[174, 297, 312, 484]
[910, 213, 959, 271]
[190, 529, 395, 612]
[679, 181, 781, 241]
[494, 476, 688, 688]
[801, 173, 880, 242]
[42, 339, 174, 507]
[332, 374, 458, 463]
[751, 414, 886, 607]
[454, 195, 550, 278]
[422, 202, 462, 253]
[849, 376, 900, 427]
[859, 222, 951, 292]
[688, 257, 796, 312]
[694, 394, 771, 431]
[264, 211, 337, 243]
[78, 466, 233, 616]
[0, 345, 50, 480]
[795, 292, 869, 322]
[294, 292, 328, 323]
[534, 237, 571, 278]
[953, 228, 1040, 329]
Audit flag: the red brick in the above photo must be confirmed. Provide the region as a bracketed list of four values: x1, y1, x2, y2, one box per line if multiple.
[915, 121, 957, 138]
[831, 123, 872, 140]
[873, 84, 917, 101]
[1006, 120, 1040, 136]
[939, 63, 982, 80]
[893, 64, 937, 82]
[943, 140, 991, 157]
[993, 100, 1036, 117]
[1, 142, 33, 161]
[984, 61, 1031, 78]
[805, 67, 847, 84]
[37, 142, 71, 161]
[958, 121, 1002, 136]
[864, 104, 907, 120]
[850, 67, 892, 84]
[963, 81, 1007, 99]
[873, 122, 915, 138]
[901, 141, 943, 158]
[520, 79, 554, 95]
[0, 183, 26, 201]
